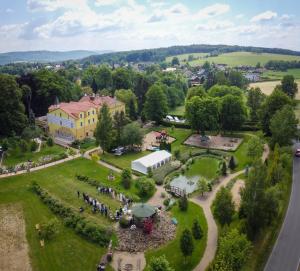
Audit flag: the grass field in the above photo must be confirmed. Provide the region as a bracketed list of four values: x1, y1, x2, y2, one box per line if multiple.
[145, 201, 207, 271]
[0, 158, 124, 271]
[186, 157, 220, 180]
[249, 80, 300, 99]
[262, 68, 300, 80]
[100, 151, 150, 170]
[3, 144, 65, 167]
[166, 52, 300, 67]
[168, 105, 185, 116]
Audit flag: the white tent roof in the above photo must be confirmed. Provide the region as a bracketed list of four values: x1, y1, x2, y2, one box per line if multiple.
[132, 150, 172, 167]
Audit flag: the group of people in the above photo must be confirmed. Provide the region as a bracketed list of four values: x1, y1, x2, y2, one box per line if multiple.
[77, 189, 133, 221]
[96, 185, 133, 206]
[78, 191, 110, 217]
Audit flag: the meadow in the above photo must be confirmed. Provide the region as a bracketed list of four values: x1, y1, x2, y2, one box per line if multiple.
[166, 52, 300, 67]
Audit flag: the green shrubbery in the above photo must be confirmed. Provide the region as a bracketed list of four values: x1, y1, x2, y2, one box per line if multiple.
[31, 182, 112, 247]
[135, 177, 155, 199]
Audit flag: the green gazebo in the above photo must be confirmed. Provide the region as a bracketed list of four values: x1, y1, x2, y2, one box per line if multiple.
[131, 203, 156, 227]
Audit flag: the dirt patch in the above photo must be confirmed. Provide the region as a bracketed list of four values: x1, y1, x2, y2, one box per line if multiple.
[143, 131, 175, 151]
[0, 204, 32, 271]
[231, 180, 245, 210]
[184, 134, 243, 151]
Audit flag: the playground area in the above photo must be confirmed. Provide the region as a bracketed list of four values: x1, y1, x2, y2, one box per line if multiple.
[184, 134, 243, 151]
[143, 131, 176, 151]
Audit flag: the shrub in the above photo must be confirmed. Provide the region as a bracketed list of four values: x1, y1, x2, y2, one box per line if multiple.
[19, 139, 28, 153]
[135, 177, 155, 198]
[47, 137, 54, 147]
[39, 219, 59, 240]
[119, 217, 131, 228]
[149, 255, 174, 271]
[229, 156, 236, 170]
[192, 219, 203, 240]
[163, 198, 170, 207]
[58, 152, 68, 159]
[30, 140, 38, 152]
[121, 168, 132, 189]
[179, 194, 188, 211]
[147, 167, 153, 178]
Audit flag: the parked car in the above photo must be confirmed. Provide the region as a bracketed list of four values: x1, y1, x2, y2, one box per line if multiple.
[295, 149, 300, 157]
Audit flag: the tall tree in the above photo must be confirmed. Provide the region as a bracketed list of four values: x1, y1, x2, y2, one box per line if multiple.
[180, 229, 194, 261]
[247, 87, 265, 121]
[115, 89, 137, 119]
[0, 74, 27, 136]
[270, 105, 298, 146]
[133, 73, 150, 114]
[185, 97, 219, 135]
[228, 70, 247, 88]
[171, 57, 180, 66]
[95, 65, 113, 91]
[113, 110, 127, 146]
[281, 75, 298, 98]
[220, 95, 246, 133]
[121, 168, 132, 189]
[95, 104, 113, 153]
[208, 85, 243, 98]
[144, 84, 168, 123]
[213, 187, 235, 226]
[212, 229, 252, 271]
[259, 88, 292, 135]
[112, 67, 133, 92]
[246, 136, 264, 163]
[121, 122, 144, 149]
[198, 178, 209, 196]
[186, 86, 206, 100]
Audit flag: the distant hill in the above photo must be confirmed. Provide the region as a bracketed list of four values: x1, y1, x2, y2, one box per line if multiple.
[80, 44, 300, 65]
[0, 50, 112, 65]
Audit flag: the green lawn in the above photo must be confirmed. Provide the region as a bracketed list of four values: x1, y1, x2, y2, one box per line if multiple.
[233, 134, 252, 171]
[186, 157, 220, 180]
[0, 158, 125, 271]
[167, 52, 300, 67]
[145, 201, 207, 271]
[3, 144, 65, 167]
[168, 105, 185, 116]
[262, 68, 300, 80]
[100, 151, 150, 170]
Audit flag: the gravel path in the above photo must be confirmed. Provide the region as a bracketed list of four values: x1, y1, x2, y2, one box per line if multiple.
[191, 143, 270, 271]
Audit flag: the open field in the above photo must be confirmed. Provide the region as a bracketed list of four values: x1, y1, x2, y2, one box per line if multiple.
[186, 157, 220, 180]
[262, 68, 300, 80]
[167, 52, 300, 67]
[249, 80, 300, 99]
[166, 53, 208, 63]
[0, 204, 31, 271]
[145, 202, 207, 271]
[3, 144, 65, 167]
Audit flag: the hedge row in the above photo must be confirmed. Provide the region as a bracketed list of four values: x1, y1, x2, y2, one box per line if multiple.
[31, 182, 112, 247]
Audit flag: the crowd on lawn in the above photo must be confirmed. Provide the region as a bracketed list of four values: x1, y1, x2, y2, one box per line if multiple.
[77, 185, 133, 221]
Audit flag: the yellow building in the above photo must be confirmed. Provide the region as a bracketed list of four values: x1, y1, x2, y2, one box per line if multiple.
[47, 95, 125, 142]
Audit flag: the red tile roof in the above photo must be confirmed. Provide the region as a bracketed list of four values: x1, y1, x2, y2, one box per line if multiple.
[48, 95, 123, 119]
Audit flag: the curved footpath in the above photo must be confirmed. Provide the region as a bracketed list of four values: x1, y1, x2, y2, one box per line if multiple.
[192, 144, 269, 271]
[264, 143, 300, 271]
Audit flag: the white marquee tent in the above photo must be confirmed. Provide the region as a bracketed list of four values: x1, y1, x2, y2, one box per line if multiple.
[131, 150, 172, 175]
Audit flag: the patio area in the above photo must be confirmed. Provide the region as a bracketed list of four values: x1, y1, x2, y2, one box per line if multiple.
[184, 134, 243, 151]
[142, 131, 175, 151]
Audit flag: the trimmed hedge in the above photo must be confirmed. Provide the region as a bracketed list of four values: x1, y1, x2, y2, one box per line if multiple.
[31, 182, 112, 247]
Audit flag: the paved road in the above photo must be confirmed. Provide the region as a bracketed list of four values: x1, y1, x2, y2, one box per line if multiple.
[264, 143, 300, 271]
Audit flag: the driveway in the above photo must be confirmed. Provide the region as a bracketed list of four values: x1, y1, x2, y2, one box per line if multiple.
[264, 143, 300, 271]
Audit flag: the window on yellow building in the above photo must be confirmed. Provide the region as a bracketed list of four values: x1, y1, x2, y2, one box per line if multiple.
[88, 112, 90, 116]
[60, 113, 62, 117]
[80, 122, 83, 127]
[88, 119, 90, 124]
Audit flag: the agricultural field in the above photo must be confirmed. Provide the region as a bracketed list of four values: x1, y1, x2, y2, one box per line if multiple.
[249, 80, 300, 100]
[166, 52, 300, 67]
[262, 68, 300, 80]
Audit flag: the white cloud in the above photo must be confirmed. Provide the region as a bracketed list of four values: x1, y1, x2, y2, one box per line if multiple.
[5, 8, 14, 13]
[95, 0, 119, 6]
[196, 20, 234, 31]
[197, 3, 230, 19]
[236, 14, 244, 19]
[169, 3, 188, 15]
[250, 10, 277, 23]
[27, 0, 88, 12]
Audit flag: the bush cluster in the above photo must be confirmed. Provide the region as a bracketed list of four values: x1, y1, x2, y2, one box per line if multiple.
[31, 182, 112, 247]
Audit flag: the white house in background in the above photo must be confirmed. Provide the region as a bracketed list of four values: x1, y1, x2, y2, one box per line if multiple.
[131, 150, 172, 175]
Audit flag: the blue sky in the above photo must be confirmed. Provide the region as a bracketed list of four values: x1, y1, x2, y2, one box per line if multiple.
[0, 0, 299, 53]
